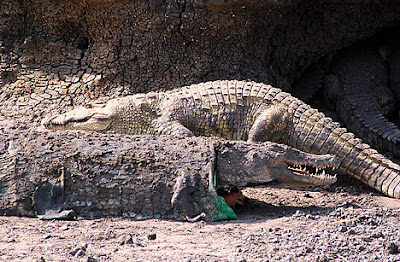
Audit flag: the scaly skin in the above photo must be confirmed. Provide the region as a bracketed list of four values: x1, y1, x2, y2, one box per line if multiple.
[44, 80, 400, 198]
[293, 46, 400, 157]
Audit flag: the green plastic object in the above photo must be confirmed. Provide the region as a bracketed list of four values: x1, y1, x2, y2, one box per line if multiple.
[211, 196, 238, 221]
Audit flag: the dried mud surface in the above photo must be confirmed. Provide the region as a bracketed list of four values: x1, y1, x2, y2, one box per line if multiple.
[1, 179, 400, 262]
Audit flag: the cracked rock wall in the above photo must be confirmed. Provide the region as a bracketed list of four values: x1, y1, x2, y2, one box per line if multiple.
[1, 0, 400, 126]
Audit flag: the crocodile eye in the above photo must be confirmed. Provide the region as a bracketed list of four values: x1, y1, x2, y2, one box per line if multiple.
[92, 113, 109, 121]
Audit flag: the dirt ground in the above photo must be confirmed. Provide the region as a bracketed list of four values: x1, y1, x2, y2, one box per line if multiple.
[1, 175, 400, 262]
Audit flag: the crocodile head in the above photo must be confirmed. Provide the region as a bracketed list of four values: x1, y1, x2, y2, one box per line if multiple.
[217, 142, 339, 188]
[43, 99, 115, 132]
[43, 93, 161, 133]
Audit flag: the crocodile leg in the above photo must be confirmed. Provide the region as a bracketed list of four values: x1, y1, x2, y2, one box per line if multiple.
[153, 118, 195, 137]
[248, 104, 289, 143]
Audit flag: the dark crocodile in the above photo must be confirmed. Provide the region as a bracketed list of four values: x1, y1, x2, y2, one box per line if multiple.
[293, 44, 400, 158]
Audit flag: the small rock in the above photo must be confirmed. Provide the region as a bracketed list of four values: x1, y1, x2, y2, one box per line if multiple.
[339, 226, 347, 233]
[79, 243, 88, 251]
[75, 249, 85, 257]
[118, 234, 133, 245]
[87, 256, 98, 262]
[371, 232, 384, 238]
[304, 247, 313, 253]
[292, 210, 304, 217]
[270, 238, 279, 243]
[303, 193, 312, 198]
[43, 234, 52, 240]
[389, 243, 399, 254]
[59, 224, 69, 231]
[70, 248, 80, 256]
[346, 220, 357, 227]
[305, 214, 317, 220]
[147, 233, 157, 240]
[363, 237, 373, 242]
[348, 229, 357, 235]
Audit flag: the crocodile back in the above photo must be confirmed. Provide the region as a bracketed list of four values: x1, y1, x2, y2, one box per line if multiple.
[162, 80, 283, 140]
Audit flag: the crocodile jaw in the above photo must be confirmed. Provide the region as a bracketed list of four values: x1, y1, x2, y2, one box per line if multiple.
[279, 157, 339, 187]
[43, 106, 113, 132]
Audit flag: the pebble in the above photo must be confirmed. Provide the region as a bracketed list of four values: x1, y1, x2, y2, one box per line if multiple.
[362, 237, 373, 242]
[80, 243, 88, 251]
[303, 193, 312, 198]
[147, 233, 157, 240]
[306, 214, 318, 220]
[389, 243, 399, 254]
[345, 220, 357, 227]
[339, 226, 347, 233]
[370, 232, 384, 238]
[70, 248, 81, 256]
[292, 210, 304, 218]
[348, 229, 357, 235]
[43, 234, 52, 240]
[75, 249, 85, 257]
[270, 238, 279, 243]
[87, 257, 98, 262]
[118, 234, 133, 245]
[59, 224, 69, 231]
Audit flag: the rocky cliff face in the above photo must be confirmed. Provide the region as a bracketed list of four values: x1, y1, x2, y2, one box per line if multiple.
[2, 1, 400, 101]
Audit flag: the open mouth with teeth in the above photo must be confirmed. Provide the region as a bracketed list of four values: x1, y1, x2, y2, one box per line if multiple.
[282, 160, 338, 187]
[288, 164, 336, 177]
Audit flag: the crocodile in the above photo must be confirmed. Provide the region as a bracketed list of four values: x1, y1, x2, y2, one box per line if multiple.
[44, 80, 400, 199]
[1, 118, 339, 221]
[293, 44, 400, 158]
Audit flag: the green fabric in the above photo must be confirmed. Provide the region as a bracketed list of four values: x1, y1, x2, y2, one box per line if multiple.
[211, 196, 238, 221]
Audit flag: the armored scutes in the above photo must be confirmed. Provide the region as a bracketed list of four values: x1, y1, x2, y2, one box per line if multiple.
[44, 80, 400, 199]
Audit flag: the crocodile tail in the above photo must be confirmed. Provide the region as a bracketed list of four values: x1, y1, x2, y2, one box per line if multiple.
[336, 96, 400, 158]
[286, 97, 400, 198]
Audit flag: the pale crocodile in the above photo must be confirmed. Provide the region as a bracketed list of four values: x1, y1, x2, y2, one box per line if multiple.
[44, 80, 400, 199]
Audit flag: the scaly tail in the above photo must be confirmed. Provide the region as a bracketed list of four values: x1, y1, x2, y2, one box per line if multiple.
[283, 95, 400, 198]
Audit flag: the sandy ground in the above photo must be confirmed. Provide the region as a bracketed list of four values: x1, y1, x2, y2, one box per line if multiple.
[1, 175, 400, 262]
